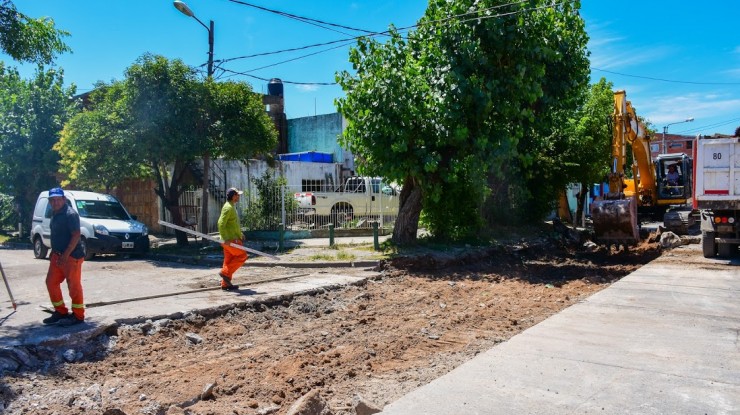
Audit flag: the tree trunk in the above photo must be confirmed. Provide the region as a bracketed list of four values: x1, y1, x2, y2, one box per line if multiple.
[392, 176, 423, 245]
[167, 173, 189, 247]
[152, 160, 190, 246]
[575, 183, 589, 227]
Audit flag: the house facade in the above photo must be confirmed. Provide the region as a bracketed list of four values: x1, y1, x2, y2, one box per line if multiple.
[112, 78, 352, 234]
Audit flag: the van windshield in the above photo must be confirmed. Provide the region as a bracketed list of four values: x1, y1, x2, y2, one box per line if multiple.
[75, 200, 130, 220]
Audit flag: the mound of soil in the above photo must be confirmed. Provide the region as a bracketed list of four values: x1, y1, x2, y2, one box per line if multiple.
[0, 238, 660, 415]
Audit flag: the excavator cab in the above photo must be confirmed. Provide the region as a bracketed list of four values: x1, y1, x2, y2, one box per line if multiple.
[655, 154, 692, 200]
[656, 153, 695, 234]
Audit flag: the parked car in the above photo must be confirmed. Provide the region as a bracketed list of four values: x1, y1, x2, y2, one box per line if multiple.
[30, 190, 149, 260]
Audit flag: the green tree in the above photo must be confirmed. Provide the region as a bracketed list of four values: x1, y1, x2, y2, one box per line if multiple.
[58, 54, 277, 246]
[0, 0, 69, 64]
[0, 64, 77, 231]
[55, 82, 149, 192]
[560, 78, 615, 224]
[337, 0, 589, 244]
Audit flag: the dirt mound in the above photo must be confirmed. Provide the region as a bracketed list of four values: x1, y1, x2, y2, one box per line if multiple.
[0, 238, 661, 415]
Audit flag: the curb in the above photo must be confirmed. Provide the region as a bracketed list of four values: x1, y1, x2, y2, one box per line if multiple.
[0, 242, 32, 250]
[147, 253, 379, 269]
[0, 245, 380, 269]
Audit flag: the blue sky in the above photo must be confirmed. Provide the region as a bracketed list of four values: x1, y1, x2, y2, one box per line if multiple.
[3, 1, 739, 135]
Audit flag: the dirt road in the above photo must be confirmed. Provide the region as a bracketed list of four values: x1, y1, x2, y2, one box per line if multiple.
[0, 238, 662, 414]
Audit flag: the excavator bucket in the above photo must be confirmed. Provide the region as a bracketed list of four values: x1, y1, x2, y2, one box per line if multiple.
[590, 197, 639, 245]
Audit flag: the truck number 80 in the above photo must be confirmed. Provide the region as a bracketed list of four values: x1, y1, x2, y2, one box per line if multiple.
[713, 153, 722, 160]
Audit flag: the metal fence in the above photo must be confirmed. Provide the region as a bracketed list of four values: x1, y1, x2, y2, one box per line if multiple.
[238, 185, 398, 232]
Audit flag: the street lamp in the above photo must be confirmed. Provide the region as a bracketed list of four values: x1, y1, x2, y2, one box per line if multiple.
[173, 0, 214, 234]
[173, 0, 214, 77]
[662, 117, 694, 154]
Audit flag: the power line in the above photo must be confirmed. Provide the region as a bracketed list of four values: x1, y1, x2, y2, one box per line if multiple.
[219, 0, 540, 65]
[226, 0, 377, 36]
[674, 117, 740, 134]
[218, 0, 571, 85]
[592, 67, 740, 86]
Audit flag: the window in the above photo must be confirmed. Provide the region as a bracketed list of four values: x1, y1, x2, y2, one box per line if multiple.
[301, 179, 326, 192]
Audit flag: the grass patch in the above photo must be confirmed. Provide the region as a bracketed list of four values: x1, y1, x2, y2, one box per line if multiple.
[308, 253, 335, 261]
[335, 250, 356, 261]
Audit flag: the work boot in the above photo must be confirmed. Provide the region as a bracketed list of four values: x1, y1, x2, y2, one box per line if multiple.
[58, 315, 84, 327]
[42, 311, 70, 325]
[219, 273, 236, 289]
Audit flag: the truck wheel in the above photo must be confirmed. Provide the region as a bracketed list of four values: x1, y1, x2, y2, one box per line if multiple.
[331, 205, 353, 227]
[33, 236, 48, 259]
[701, 232, 717, 258]
[718, 241, 735, 258]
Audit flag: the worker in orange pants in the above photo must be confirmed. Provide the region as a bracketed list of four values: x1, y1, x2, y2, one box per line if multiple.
[46, 252, 85, 322]
[43, 187, 86, 326]
[218, 188, 248, 290]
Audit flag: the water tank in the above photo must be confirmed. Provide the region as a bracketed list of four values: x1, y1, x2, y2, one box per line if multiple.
[268, 78, 283, 97]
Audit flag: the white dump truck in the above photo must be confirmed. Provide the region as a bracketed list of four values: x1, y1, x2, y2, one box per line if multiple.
[694, 135, 740, 258]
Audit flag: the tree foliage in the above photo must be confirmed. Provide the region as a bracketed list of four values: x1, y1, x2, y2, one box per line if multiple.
[0, 0, 70, 64]
[55, 82, 149, 192]
[0, 64, 77, 232]
[563, 78, 615, 187]
[58, 54, 277, 245]
[337, 0, 589, 244]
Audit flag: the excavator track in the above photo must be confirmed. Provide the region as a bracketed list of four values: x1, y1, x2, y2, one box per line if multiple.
[663, 208, 696, 235]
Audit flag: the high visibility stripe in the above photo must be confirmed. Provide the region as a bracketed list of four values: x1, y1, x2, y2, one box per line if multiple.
[52, 300, 64, 307]
[71, 303, 85, 309]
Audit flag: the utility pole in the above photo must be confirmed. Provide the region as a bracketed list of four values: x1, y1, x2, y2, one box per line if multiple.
[662, 118, 694, 154]
[174, 1, 214, 234]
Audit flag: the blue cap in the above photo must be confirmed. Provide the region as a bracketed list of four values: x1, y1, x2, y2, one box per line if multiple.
[48, 187, 64, 198]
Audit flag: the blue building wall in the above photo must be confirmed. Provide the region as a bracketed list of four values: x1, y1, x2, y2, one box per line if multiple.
[287, 113, 353, 170]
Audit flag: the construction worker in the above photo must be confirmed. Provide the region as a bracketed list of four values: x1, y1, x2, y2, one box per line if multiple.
[217, 187, 247, 290]
[43, 187, 86, 326]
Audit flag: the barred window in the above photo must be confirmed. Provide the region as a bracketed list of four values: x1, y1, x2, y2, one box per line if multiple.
[302, 180, 327, 192]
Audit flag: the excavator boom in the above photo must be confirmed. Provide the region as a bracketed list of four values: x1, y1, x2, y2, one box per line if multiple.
[590, 91, 643, 244]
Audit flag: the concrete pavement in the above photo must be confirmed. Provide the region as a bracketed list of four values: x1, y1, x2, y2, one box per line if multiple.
[0, 240, 381, 349]
[379, 244, 740, 414]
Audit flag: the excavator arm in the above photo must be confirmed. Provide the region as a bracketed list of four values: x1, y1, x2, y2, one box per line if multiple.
[591, 91, 650, 245]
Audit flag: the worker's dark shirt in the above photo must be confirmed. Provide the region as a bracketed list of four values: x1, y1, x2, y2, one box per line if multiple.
[50, 203, 84, 259]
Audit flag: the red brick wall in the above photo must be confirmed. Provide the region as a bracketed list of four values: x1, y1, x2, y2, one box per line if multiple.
[112, 179, 161, 233]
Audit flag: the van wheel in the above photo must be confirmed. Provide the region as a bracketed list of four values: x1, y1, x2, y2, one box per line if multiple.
[33, 236, 48, 259]
[80, 236, 95, 260]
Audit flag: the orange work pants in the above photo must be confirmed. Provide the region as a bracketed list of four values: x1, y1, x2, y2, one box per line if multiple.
[46, 252, 85, 320]
[220, 241, 248, 287]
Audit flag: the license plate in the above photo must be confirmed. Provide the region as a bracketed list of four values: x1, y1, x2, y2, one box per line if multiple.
[122, 242, 134, 249]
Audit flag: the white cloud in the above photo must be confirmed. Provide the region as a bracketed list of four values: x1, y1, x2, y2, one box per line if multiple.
[589, 45, 675, 70]
[295, 84, 319, 92]
[722, 68, 740, 78]
[641, 93, 740, 126]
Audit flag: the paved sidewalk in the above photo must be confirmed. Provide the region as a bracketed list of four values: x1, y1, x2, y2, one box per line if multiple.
[380, 245, 740, 415]
[0, 241, 382, 349]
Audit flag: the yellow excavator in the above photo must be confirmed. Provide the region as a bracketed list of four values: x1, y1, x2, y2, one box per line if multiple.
[591, 90, 694, 245]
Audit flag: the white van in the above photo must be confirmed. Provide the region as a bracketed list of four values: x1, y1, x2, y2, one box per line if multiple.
[30, 190, 149, 260]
